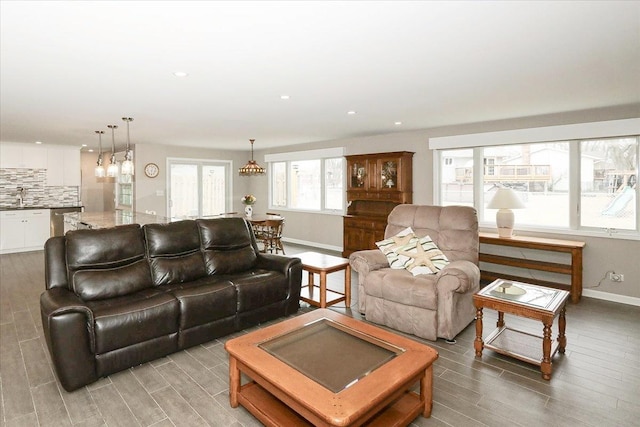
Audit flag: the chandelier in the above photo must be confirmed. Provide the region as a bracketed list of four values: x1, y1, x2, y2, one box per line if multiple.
[121, 117, 134, 176]
[238, 139, 266, 176]
[94, 130, 105, 177]
[106, 124, 119, 178]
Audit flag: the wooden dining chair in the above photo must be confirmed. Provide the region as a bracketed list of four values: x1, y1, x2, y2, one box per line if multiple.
[260, 219, 285, 255]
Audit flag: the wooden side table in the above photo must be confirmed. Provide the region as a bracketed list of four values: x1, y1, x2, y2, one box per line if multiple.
[479, 232, 585, 303]
[473, 279, 569, 380]
[296, 251, 351, 309]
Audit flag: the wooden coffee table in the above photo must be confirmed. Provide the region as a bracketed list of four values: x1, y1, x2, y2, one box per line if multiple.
[473, 279, 569, 380]
[225, 309, 439, 426]
[296, 251, 351, 309]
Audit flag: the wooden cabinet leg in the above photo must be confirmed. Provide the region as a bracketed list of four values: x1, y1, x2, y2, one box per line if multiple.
[497, 311, 504, 328]
[474, 307, 484, 357]
[541, 322, 553, 380]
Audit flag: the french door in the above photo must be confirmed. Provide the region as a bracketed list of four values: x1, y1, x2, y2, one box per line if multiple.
[168, 159, 232, 219]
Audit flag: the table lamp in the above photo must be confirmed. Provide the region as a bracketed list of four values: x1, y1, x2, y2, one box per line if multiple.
[486, 187, 525, 238]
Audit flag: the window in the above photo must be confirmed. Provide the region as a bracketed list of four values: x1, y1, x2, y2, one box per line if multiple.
[266, 148, 345, 213]
[580, 137, 637, 231]
[167, 159, 232, 219]
[432, 120, 639, 236]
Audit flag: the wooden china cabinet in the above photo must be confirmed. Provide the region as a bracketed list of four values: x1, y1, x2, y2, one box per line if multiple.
[343, 151, 414, 257]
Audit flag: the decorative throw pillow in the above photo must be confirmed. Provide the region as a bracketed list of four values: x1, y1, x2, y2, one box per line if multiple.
[395, 235, 450, 276]
[375, 227, 415, 269]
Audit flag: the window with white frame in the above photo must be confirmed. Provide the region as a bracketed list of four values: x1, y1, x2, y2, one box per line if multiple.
[432, 119, 639, 235]
[266, 147, 345, 213]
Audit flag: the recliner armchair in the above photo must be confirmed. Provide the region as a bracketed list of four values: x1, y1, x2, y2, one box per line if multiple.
[349, 205, 480, 341]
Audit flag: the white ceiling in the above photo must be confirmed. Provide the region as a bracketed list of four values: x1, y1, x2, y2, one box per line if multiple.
[1, 1, 639, 153]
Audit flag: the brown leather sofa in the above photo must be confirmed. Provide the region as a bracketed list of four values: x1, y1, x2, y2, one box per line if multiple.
[41, 217, 302, 391]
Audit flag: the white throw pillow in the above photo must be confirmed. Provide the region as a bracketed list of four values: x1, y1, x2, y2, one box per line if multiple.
[395, 235, 450, 276]
[375, 227, 415, 269]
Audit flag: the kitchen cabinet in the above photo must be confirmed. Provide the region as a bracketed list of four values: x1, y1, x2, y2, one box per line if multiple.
[47, 147, 81, 186]
[0, 209, 50, 253]
[0, 143, 47, 169]
[343, 151, 413, 257]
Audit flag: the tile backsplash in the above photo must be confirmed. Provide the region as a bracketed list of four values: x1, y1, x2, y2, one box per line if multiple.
[0, 168, 80, 207]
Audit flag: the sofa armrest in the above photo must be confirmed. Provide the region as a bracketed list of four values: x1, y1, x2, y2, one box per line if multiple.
[40, 288, 98, 391]
[349, 249, 389, 276]
[436, 260, 481, 294]
[255, 253, 303, 309]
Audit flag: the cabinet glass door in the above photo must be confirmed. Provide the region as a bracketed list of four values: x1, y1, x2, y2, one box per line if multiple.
[349, 160, 368, 189]
[379, 159, 398, 190]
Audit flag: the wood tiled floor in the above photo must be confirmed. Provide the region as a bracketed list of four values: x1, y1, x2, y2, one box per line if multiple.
[1, 246, 639, 426]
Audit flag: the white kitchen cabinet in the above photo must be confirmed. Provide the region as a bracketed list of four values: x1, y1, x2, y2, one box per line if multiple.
[0, 209, 50, 253]
[47, 147, 81, 186]
[0, 143, 47, 169]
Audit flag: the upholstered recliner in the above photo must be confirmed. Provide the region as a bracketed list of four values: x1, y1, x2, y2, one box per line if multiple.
[349, 205, 480, 341]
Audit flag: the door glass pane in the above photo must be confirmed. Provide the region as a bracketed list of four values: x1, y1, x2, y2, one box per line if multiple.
[271, 162, 287, 207]
[440, 149, 474, 206]
[202, 165, 226, 216]
[170, 163, 198, 219]
[290, 160, 320, 210]
[325, 158, 343, 210]
[483, 143, 569, 228]
[580, 137, 637, 230]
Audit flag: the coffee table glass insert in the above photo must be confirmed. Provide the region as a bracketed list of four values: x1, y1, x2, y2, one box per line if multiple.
[483, 279, 565, 309]
[259, 318, 403, 393]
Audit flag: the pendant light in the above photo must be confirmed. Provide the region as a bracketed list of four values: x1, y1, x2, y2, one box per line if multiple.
[106, 124, 119, 178]
[94, 130, 106, 177]
[121, 117, 134, 176]
[238, 139, 266, 176]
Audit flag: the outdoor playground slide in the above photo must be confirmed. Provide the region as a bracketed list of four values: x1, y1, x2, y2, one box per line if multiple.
[602, 186, 634, 216]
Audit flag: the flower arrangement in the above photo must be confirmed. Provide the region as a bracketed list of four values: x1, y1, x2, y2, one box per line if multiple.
[241, 194, 256, 205]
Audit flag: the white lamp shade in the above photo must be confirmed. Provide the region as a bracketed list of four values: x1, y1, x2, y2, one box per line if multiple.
[487, 187, 525, 238]
[486, 188, 526, 209]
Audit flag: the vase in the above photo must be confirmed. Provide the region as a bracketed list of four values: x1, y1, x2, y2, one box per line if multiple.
[244, 205, 253, 218]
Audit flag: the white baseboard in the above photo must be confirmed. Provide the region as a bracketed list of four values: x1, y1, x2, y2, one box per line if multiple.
[582, 288, 640, 307]
[281, 237, 343, 254]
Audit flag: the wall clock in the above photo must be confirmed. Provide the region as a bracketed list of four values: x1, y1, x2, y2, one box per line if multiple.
[144, 163, 159, 178]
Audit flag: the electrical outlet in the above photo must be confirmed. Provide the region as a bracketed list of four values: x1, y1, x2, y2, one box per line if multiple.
[610, 272, 624, 282]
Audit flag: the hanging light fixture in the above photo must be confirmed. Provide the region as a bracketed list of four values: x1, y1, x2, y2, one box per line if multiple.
[121, 117, 134, 176]
[238, 139, 266, 176]
[106, 124, 119, 178]
[94, 130, 106, 177]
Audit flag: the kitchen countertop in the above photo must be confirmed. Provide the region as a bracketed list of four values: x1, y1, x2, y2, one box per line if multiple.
[0, 205, 83, 211]
[64, 211, 172, 229]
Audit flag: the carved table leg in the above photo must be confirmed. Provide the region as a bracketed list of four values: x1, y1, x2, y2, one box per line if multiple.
[558, 305, 567, 354]
[541, 322, 553, 380]
[497, 311, 505, 328]
[474, 307, 484, 357]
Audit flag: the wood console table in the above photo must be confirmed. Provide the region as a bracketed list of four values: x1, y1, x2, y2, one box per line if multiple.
[479, 232, 585, 303]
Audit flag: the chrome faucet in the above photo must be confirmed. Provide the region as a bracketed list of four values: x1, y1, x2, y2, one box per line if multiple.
[17, 187, 26, 207]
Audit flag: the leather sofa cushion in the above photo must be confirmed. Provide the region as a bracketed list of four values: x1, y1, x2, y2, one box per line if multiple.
[73, 259, 153, 301]
[231, 270, 288, 312]
[197, 218, 258, 275]
[89, 289, 179, 354]
[66, 224, 146, 272]
[165, 277, 237, 329]
[144, 221, 207, 286]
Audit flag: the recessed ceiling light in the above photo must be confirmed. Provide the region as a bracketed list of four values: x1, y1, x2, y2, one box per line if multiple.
[35, 141, 42, 144]
[88, 149, 94, 152]
[82, 144, 87, 147]
[347, 111, 357, 115]
[280, 95, 290, 100]
[394, 121, 403, 125]
[173, 71, 189, 77]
